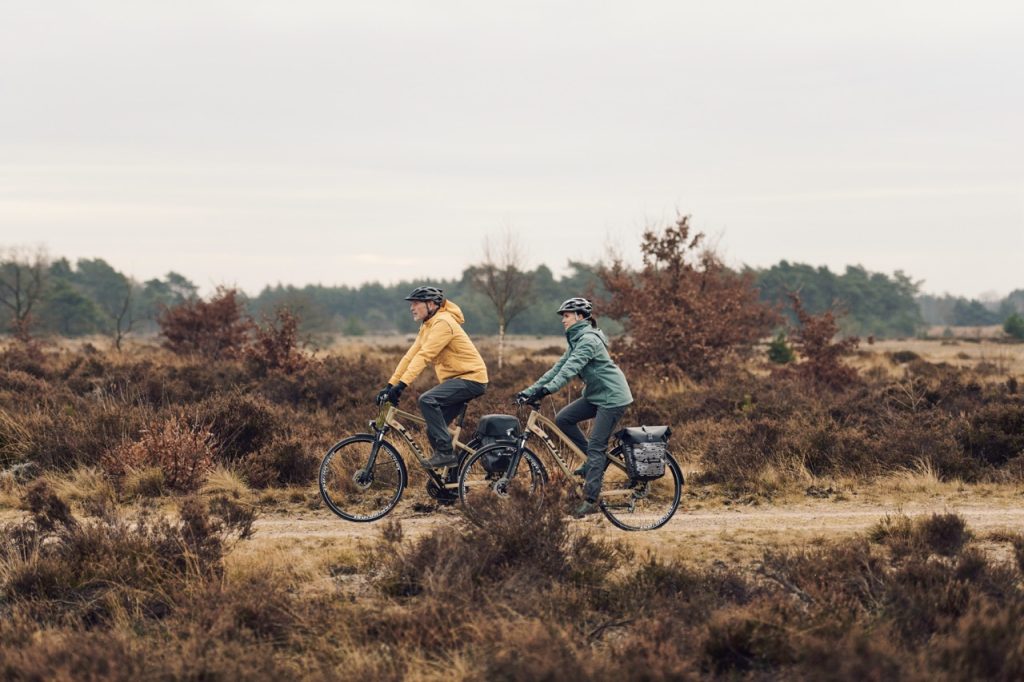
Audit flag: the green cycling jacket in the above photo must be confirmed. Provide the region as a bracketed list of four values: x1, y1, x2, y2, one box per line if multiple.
[528, 320, 633, 409]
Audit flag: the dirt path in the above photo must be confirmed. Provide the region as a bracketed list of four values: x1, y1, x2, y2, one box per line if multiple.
[252, 498, 1024, 562]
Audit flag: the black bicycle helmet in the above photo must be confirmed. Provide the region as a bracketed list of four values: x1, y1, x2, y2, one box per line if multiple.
[404, 286, 445, 305]
[556, 297, 592, 317]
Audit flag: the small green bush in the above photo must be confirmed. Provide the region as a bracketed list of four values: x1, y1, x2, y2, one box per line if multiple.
[1004, 313, 1024, 340]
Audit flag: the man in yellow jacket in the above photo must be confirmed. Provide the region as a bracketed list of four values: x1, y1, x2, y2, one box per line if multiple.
[375, 286, 489, 468]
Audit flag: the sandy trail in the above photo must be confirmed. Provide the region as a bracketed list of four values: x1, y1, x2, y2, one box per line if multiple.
[252, 499, 1024, 547]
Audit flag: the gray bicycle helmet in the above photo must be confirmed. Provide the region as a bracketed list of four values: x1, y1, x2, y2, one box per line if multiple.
[556, 297, 592, 317]
[404, 286, 445, 305]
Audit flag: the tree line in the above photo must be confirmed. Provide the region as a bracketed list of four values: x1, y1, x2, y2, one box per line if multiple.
[2, 243, 1021, 343]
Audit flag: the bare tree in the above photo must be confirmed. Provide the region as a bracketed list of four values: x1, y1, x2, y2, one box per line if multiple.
[0, 246, 48, 340]
[471, 228, 533, 369]
[112, 283, 136, 351]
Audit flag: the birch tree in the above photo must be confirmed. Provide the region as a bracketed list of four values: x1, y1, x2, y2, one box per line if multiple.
[471, 229, 533, 369]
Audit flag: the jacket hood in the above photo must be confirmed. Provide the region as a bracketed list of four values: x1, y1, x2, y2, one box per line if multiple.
[566, 320, 608, 347]
[435, 299, 465, 325]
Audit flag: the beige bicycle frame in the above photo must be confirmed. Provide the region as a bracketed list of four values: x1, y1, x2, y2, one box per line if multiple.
[522, 408, 637, 500]
[375, 404, 475, 489]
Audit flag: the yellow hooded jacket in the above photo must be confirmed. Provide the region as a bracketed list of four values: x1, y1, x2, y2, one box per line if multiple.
[389, 300, 488, 386]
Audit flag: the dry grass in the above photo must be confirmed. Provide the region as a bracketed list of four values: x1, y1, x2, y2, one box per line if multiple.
[0, 471, 20, 509]
[200, 465, 254, 501]
[45, 467, 116, 516]
[867, 337, 1024, 376]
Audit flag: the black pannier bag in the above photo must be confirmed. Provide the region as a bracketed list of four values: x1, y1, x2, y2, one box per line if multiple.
[616, 425, 671, 481]
[474, 414, 521, 474]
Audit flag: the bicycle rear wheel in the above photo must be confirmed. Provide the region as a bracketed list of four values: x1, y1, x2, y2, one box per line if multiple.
[319, 434, 407, 522]
[598, 448, 682, 531]
[457, 443, 548, 521]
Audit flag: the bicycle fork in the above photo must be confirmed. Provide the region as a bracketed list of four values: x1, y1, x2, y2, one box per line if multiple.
[495, 431, 530, 491]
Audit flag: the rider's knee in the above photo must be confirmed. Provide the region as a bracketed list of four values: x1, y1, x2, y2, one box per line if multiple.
[418, 392, 436, 410]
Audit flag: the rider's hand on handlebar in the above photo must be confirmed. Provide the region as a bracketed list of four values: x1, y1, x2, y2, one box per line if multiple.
[515, 386, 550, 406]
[375, 384, 393, 406]
[382, 381, 407, 405]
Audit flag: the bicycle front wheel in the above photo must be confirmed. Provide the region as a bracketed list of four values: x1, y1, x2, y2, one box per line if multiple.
[457, 443, 548, 521]
[598, 449, 683, 531]
[319, 434, 407, 522]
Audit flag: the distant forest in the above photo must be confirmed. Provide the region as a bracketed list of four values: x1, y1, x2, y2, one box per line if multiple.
[2, 252, 1022, 340]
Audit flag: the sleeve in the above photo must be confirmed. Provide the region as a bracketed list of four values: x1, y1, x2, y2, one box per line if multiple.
[395, 320, 455, 385]
[388, 332, 423, 386]
[538, 336, 600, 394]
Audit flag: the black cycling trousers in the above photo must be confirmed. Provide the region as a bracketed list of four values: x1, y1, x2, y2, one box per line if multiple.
[418, 378, 487, 454]
[555, 397, 627, 501]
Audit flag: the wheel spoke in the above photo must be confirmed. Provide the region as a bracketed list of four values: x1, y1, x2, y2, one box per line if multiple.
[319, 436, 405, 522]
[598, 449, 682, 531]
[458, 444, 547, 522]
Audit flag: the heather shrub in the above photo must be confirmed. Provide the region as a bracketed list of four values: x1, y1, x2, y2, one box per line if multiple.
[256, 353, 387, 410]
[374, 487, 625, 601]
[697, 417, 781, 487]
[0, 342, 48, 379]
[599, 215, 778, 380]
[1, 488, 255, 627]
[239, 434, 318, 488]
[198, 389, 280, 463]
[103, 414, 216, 492]
[959, 402, 1024, 467]
[702, 604, 797, 674]
[932, 598, 1024, 681]
[787, 293, 861, 389]
[244, 307, 308, 375]
[158, 286, 253, 359]
[870, 513, 971, 559]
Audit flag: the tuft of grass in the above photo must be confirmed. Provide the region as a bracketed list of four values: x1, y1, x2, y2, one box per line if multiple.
[47, 467, 116, 517]
[200, 465, 253, 501]
[122, 466, 166, 499]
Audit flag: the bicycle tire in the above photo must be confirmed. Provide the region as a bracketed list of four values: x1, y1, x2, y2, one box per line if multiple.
[319, 434, 407, 522]
[457, 442, 548, 521]
[598, 448, 682, 531]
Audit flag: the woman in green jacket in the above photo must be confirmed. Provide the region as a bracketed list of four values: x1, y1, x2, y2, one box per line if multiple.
[516, 297, 633, 517]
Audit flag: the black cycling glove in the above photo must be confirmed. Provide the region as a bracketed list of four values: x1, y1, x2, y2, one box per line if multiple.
[384, 381, 407, 405]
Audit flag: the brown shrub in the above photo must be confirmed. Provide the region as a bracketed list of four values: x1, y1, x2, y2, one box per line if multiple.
[599, 215, 778, 380]
[701, 604, 797, 674]
[787, 292, 861, 389]
[104, 414, 216, 492]
[696, 416, 783, 488]
[20, 480, 76, 532]
[0, 342, 48, 379]
[243, 307, 308, 375]
[931, 598, 1024, 681]
[198, 389, 280, 463]
[256, 353, 386, 411]
[959, 402, 1024, 467]
[238, 434, 318, 488]
[870, 513, 971, 559]
[158, 287, 253, 359]
[374, 487, 625, 601]
[1, 492, 255, 627]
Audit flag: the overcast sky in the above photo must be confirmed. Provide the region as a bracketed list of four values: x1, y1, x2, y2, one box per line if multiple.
[1, 0, 1021, 298]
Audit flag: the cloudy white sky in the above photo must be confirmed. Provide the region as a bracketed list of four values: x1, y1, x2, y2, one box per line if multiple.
[1, 0, 1021, 298]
